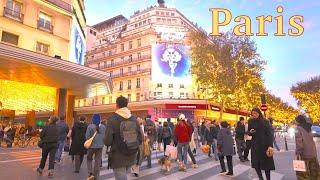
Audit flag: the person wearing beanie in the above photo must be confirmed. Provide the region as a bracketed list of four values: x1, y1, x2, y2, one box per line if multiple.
[295, 115, 320, 180]
[86, 113, 106, 180]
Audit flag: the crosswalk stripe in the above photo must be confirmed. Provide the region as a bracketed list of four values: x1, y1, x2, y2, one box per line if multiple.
[156, 160, 220, 180]
[102, 154, 210, 180]
[205, 164, 251, 180]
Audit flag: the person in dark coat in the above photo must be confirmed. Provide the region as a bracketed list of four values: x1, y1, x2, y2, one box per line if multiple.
[217, 121, 234, 176]
[204, 121, 219, 160]
[235, 117, 246, 162]
[37, 116, 59, 178]
[69, 116, 88, 173]
[248, 107, 275, 180]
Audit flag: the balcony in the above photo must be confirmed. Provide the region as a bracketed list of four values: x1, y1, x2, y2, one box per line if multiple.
[111, 68, 151, 78]
[37, 19, 53, 33]
[46, 0, 72, 13]
[101, 55, 151, 69]
[3, 7, 24, 22]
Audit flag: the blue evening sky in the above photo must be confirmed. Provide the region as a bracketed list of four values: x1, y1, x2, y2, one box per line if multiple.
[85, 0, 320, 107]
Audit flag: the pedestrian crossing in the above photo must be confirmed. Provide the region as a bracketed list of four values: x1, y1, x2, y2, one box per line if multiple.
[99, 151, 285, 180]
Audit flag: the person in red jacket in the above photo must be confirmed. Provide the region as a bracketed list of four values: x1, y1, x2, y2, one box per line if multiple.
[174, 114, 192, 171]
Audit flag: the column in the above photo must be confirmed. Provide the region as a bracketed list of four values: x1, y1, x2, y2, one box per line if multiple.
[66, 95, 75, 128]
[54, 88, 67, 118]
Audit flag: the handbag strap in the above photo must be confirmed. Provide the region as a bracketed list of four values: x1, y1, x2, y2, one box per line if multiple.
[91, 131, 97, 139]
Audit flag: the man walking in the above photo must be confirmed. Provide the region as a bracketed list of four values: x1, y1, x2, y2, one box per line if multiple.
[55, 115, 69, 163]
[235, 117, 246, 162]
[104, 96, 142, 180]
[144, 115, 156, 168]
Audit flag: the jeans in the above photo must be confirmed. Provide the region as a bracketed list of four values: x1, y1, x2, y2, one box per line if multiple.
[208, 139, 219, 160]
[87, 148, 102, 180]
[163, 137, 171, 154]
[113, 167, 130, 180]
[235, 139, 246, 160]
[55, 140, 65, 161]
[244, 140, 252, 159]
[39, 143, 57, 170]
[74, 155, 84, 171]
[273, 139, 280, 151]
[177, 142, 189, 165]
[187, 146, 196, 164]
[219, 155, 233, 173]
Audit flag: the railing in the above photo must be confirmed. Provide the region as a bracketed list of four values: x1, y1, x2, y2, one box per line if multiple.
[101, 55, 151, 69]
[111, 68, 151, 78]
[3, 7, 24, 22]
[46, 0, 72, 13]
[37, 19, 53, 33]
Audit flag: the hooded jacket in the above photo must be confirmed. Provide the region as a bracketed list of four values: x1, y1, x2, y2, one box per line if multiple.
[104, 107, 143, 169]
[86, 114, 106, 149]
[174, 120, 192, 143]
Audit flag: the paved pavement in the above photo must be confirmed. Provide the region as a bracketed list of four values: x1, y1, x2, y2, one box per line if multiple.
[0, 136, 318, 180]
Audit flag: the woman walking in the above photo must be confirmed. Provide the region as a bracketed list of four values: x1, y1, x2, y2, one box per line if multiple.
[69, 116, 88, 173]
[295, 115, 320, 180]
[86, 113, 106, 180]
[174, 114, 192, 171]
[37, 116, 59, 178]
[248, 108, 275, 180]
[217, 121, 234, 176]
[160, 121, 172, 154]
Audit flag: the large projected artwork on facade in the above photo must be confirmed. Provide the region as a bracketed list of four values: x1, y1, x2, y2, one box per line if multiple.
[152, 44, 191, 83]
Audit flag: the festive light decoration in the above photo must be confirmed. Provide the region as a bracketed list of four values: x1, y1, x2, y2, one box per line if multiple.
[0, 80, 56, 115]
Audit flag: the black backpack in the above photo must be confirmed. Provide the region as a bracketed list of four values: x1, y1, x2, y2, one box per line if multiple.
[162, 127, 171, 138]
[119, 116, 139, 156]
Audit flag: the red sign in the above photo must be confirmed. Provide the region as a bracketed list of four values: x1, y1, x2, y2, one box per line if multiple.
[260, 104, 268, 111]
[165, 104, 208, 110]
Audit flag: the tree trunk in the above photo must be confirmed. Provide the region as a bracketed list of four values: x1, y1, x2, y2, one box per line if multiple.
[219, 103, 224, 121]
[235, 108, 239, 122]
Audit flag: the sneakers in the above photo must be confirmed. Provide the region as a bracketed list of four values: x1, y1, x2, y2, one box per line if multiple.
[225, 172, 233, 176]
[36, 168, 43, 176]
[48, 170, 54, 178]
[87, 173, 95, 180]
[192, 164, 199, 168]
[219, 170, 227, 174]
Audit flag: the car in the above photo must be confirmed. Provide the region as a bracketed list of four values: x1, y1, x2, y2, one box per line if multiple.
[311, 126, 320, 137]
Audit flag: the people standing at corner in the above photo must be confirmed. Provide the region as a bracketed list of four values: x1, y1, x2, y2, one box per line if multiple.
[55, 115, 69, 163]
[249, 108, 275, 180]
[217, 121, 234, 176]
[86, 113, 106, 180]
[174, 114, 192, 171]
[205, 121, 219, 160]
[295, 115, 320, 180]
[37, 116, 59, 178]
[69, 116, 88, 173]
[104, 96, 142, 180]
[235, 117, 246, 162]
[144, 115, 156, 168]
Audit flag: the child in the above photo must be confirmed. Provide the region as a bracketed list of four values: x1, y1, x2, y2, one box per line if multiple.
[217, 121, 234, 176]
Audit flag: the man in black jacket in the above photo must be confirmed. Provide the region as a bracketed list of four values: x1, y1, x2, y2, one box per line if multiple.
[104, 96, 142, 180]
[235, 117, 246, 162]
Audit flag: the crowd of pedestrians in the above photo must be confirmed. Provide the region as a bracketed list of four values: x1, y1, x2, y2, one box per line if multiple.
[20, 95, 317, 180]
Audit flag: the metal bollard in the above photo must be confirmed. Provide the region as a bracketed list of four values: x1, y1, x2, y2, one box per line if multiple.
[284, 136, 288, 151]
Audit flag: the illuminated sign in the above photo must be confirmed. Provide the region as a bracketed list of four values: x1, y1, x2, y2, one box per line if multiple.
[70, 20, 86, 65]
[152, 44, 191, 83]
[154, 26, 186, 41]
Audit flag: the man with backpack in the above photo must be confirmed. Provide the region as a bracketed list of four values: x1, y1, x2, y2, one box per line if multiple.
[104, 96, 143, 180]
[144, 115, 156, 168]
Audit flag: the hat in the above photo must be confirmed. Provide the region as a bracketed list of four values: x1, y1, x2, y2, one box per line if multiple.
[92, 113, 101, 126]
[178, 114, 185, 120]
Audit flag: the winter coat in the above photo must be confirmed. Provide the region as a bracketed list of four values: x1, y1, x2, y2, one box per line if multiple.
[85, 123, 106, 149]
[235, 122, 245, 140]
[159, 126, 172, 141]
[144, 119, 156, 143]
[56, 120, 69, 141]
[174, 120, 192, 143]
[40, 124, 59, 145]
[69, 121, 88, 155]
[248, 118, 275, 170]
[104, 107, 143, 169]
[217, 127, 234, 156]
[168, 122, 174, 132]
[295, 126, 317, 159]
[205, 126, 218, 143]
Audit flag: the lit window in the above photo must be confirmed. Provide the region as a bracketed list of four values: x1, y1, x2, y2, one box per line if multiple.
[36, 42, 49, 54]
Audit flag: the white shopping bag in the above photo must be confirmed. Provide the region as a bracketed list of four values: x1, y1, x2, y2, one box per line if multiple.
[165, 145, 177, 159]
[293, 160, 306, 172]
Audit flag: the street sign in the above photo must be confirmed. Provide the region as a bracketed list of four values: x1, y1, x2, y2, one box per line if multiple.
[260, 104, 268, 111]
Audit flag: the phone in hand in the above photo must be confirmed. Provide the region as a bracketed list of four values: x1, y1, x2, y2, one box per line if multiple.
[250, 129, 256, 133]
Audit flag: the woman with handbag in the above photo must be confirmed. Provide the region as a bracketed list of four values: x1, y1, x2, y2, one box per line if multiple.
[69, 116, 88, 173]
[295, 115, 320, 180]
[248, 108, 275, 180]
[85, 113, 106, 180]
[36, 116, 59, 178]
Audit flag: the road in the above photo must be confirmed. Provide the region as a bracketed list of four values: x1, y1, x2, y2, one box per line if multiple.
[0, 136, 319, 180]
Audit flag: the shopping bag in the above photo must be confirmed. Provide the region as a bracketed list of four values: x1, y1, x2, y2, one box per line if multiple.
[84, 131, 97, 149]
[293, 160, 306, 172]
[165, 145, 177, 159]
